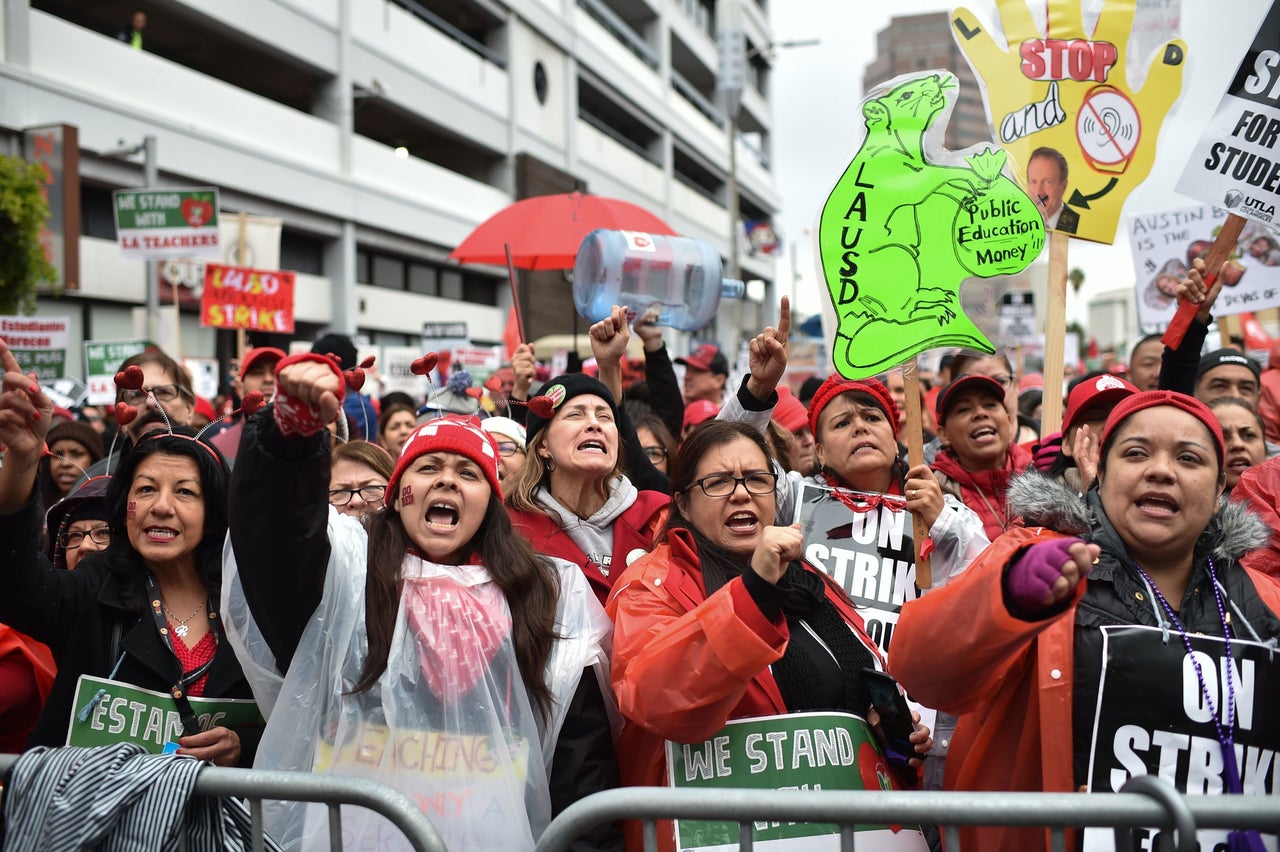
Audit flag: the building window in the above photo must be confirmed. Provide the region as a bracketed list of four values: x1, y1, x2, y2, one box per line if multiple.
[408, 264, 438, 295]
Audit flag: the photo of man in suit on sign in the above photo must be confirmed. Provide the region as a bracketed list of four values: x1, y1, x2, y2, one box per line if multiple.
[1027, 146, 1078, 235]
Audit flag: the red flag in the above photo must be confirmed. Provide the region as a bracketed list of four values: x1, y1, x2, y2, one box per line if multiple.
[1240, 311, 1273, 351]
[503, 305, 522, 359]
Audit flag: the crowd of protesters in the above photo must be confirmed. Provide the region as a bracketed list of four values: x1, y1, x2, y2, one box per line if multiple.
[1, 255, 1279, 850]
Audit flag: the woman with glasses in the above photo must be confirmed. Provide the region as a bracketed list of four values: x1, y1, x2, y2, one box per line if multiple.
[80, 349, 197, 483]
[46, 476, 112, 571]
[481, 416, 528, 481]
[607, 420, 932, 851]
[222, 352, 619, 851]
[0, 339, 258, 765]
[329, 440, 393, 521]
[631, 411, 676, 475]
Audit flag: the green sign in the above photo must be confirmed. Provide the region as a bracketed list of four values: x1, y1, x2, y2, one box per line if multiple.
[818, 71, 1044, 379]
[113, 187, 220, 260]
[68, 674, 262, 753]
[1, 315, 70, 381]
[666, 712, 928, 851]
[84, 338, 158, 405]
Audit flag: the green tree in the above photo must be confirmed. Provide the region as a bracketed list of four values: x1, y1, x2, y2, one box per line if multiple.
[1068, 267, 1085, 294]
[0, 155, 57, 315]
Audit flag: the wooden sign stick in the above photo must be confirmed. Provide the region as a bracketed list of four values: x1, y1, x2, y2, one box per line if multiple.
[902, 357, 932, 588]
[1162, 214, 1248, 350]
[1039, 230, 1070, 436]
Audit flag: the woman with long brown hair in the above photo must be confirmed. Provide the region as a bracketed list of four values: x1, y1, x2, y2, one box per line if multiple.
[224, 352, 619, 851]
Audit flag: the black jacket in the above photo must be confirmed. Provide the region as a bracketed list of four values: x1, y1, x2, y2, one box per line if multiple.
[0, 492, 260, 764]
[229, 408, 623, 851]
[1006, 471, 1280, 787]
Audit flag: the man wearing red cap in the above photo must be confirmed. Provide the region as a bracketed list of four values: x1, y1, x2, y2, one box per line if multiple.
[675, 343, 729, 406]
[210, 347, 285, 462]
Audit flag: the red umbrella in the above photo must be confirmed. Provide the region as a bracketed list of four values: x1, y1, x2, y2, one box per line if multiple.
[448, 191, 676, 270]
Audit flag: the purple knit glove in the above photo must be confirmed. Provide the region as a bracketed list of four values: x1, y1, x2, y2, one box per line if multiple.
[1032, 431, 1063, 472]
[1005, 538, 1085, 613]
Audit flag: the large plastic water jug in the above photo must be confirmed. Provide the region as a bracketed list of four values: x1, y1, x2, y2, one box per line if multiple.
[573, 229, 745, 331]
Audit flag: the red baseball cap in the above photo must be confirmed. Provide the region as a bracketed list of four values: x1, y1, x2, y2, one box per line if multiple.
[240, 347, 286, 379]
[682, 399, 720, 431]
[1063, 374, 1137, 435]
[676, 344, 729, 375]
[935, 374, 1006, 423]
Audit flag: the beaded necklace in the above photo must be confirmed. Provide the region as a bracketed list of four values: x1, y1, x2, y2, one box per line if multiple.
[1132, 558, 1237, 765]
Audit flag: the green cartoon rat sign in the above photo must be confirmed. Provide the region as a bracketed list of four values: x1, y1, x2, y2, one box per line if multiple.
[820, 71, 1044, 379]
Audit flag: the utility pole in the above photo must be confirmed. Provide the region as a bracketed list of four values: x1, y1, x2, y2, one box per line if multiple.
[104, 135, 159, 342]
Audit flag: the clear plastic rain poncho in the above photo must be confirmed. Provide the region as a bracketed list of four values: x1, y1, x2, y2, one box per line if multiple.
[222, 509, 613, 851]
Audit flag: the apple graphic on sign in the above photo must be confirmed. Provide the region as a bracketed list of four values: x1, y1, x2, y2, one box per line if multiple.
[181, 197, 214, 228]
[1220, 259, 1246, 288]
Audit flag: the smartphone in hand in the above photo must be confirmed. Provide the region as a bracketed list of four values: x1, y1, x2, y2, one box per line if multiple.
[861, 668, 917, 781]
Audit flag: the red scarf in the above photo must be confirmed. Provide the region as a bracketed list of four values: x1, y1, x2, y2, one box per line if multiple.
[931, 443, 1033, 540]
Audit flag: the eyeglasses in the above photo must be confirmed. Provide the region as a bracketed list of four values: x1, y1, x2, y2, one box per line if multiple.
[988, 374, 1015, 389]
[328, 485, 387, 506]
[688, 472, 778, 498]
[59, 525, 111, 549]
[118, 384, 188, 404]
[643, 445, 668, 463]
[494, 441, 522, 458]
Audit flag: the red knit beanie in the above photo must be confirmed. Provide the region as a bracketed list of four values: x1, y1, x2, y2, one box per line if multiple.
[387, 415, 503, 500]
[807, 375, 900, 438]
[1100, 390, 1225, 470]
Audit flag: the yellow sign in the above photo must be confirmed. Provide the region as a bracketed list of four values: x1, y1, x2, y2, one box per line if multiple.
[953, 0, 1187, 244]
[314, 721, 529, 780]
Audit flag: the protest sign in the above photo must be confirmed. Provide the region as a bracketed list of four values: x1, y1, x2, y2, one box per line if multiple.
[998, 291, 1039, 345]
[380, 346, 431, 398]
[311, 718, 531, 851]
[200, 264, 295, 334]
[450, 344, 504, 385]
[952, 0, 1186, 245]
[0, 315, 69, 380]
[667, 712, 928, 851]
[1176, 0, 1280, 226]
[68, 675, 262, 752]
[114, 188, 220, 260]
[1083, 625, 1280, 851]
[1129, 204, 1280, 327]
[83, 338, 157, 405]
[818, 70, 1043, 379]
[793, 482, 917, 655]
[43, 376, 88, 411]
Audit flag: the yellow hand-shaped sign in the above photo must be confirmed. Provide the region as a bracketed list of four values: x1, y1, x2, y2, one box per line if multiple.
[953, 0, 1186, 244]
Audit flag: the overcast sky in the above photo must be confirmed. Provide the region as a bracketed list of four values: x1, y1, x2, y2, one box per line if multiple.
[767, 0, 1272, 329]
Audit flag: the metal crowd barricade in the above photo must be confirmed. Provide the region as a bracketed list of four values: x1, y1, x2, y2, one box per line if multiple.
[534, 776, 1280, 852]
[0, 755, 448, 852]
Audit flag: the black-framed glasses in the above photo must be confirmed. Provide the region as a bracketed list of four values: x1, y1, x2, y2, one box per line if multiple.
[118, 384, 188, 404]
[494, 441, 522, 458]
[328, 485, 387, 506]
[59, 525, 111, 549]
[643, 445, 668, 463]
[688, 472, 778, 498]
